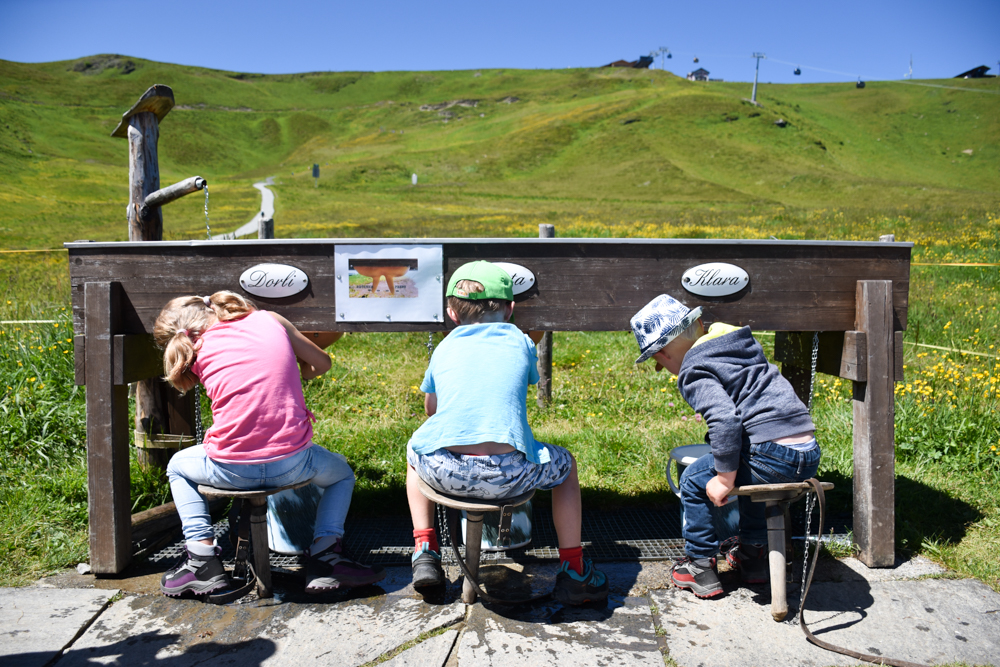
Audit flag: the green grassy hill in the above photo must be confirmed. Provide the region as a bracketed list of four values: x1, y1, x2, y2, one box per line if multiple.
[1, 54, 998, 248]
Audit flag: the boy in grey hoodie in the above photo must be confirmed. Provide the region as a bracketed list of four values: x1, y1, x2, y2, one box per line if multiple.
[631, 294, 820, 598]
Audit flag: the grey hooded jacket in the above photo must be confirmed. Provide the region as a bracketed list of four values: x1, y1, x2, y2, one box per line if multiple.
[676, 326, 815, 473]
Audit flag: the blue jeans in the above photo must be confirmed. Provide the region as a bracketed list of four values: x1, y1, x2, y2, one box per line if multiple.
[680, 440, 821, 560]
[167, 444, 355, 543]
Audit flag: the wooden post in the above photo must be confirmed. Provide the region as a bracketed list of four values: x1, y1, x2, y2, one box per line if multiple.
[85, 282, 132, 573]
[536, 224, 554, 408]
[259, 217, 275, 239]
[853, 280, 896, 567]
[114, 85, 196, 457]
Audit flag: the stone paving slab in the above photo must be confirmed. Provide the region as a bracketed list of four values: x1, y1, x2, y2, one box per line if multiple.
[383, 628, 459, 667]
[59, 592, 464, 667]
[653, 578, 1000, 667]
[457, 596, 663, 666]
[0, 587, 118, 667]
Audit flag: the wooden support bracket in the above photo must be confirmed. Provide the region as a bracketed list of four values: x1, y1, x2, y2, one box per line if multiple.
[75, 334, 163, 386]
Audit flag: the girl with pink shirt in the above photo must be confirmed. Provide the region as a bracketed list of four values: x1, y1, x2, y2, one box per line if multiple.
[153, 291, 384, 597]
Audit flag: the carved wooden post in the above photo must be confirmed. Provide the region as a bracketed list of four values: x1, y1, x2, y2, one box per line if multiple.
[853, 280, 896, 567]
[111, 85, 196, 461]
[536, 224, 555, 407]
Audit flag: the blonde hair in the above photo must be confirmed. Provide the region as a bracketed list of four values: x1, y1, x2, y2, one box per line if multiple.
[447, 279, 510, 324]
[153, 291, 255, 393]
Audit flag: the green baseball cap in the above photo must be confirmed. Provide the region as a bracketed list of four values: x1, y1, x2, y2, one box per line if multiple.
[446, 261, 514, 301]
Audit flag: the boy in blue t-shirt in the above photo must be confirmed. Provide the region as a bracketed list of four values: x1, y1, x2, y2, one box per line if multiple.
[406, 261, 608, 605]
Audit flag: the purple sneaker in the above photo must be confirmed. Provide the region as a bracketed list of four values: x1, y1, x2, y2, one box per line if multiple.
[160, 546, 228, 597]
[305, 539, 386, 593]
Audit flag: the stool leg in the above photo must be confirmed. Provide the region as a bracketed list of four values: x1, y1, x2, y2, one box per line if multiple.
[766, 500, 787, 622]
[463, 512, 484, 604]
[249, 497, 272, 599]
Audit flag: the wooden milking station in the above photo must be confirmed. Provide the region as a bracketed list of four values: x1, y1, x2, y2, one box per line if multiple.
[68, 87, 912, 578]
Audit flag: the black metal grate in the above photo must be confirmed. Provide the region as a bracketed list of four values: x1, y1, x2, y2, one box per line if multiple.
[145, 506, 687, 572]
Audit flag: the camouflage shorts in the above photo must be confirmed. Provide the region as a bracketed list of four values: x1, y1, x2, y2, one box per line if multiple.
[407, 442, 574, 499]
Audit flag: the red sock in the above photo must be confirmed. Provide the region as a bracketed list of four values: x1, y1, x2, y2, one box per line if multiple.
[559, 546, 584, 575]
[413, 528, 439, 554]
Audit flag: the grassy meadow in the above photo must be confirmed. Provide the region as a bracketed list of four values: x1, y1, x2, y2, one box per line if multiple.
[1, 55, 998, 587]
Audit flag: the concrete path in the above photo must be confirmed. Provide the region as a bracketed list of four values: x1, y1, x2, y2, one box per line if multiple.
[4, 556, 999, 667]
[216, 177, 275, 240]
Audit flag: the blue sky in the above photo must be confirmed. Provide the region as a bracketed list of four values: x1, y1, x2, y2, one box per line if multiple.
[1, 0, 997, 84]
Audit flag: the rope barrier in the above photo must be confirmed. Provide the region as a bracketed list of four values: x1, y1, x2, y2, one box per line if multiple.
[0, 249, 67, 253]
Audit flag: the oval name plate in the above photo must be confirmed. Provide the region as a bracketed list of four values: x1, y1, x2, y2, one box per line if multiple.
[492, 262, 536, 296]
[681, 262, 749, 297]
[239, 263, 309, 298]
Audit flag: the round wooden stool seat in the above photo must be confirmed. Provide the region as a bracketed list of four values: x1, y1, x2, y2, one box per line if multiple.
[197, 480, 310, 501]
[730, 479, 834, 622]
[415, 477, 534, 512]
[195, 480, 311, 599]
[415, 476, 535, 603]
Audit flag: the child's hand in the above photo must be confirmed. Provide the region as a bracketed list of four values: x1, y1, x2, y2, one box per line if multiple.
[706, 472, 736, 507]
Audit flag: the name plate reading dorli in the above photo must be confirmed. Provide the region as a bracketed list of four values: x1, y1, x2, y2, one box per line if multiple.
[239, 263, 309, 298]
[681, 262, 749, 297]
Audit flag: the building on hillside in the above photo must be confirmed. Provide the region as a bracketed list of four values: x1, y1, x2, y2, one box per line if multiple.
[687, 68, 710, 81]
[955, 65, 994, 78]
[602, 56, 654, 69]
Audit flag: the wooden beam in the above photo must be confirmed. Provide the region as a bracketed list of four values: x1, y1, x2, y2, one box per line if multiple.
[66, 239, 913, 336]
[853, 280, 896, 567]
[775, 331, 868, 381]
[85, 282, 132, 574]
[74, 334, 162, 386]
[111, 84, 174, 138]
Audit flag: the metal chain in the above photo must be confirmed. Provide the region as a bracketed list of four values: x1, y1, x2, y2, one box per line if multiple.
[426, 332, 435, 360]
[807, 331, 819, 411]
[194, 384, 204, 446]
[798, 492, 817, 620]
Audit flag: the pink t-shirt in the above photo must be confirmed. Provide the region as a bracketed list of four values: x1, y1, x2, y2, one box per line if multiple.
[192, 310, 313, 463]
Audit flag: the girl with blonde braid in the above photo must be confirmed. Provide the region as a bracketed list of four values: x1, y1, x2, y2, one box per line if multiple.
[154, 291, 383, 596]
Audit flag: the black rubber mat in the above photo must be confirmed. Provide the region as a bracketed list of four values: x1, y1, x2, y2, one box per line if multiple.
[146, 505, 688, 572]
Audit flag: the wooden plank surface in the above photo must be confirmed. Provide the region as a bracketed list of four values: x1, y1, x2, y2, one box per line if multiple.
[84, 282, 132, 574]
[853, 280, 896, 567]
[67, 239, 912, 335]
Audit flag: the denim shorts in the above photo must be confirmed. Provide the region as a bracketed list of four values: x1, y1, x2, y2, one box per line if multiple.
[407, 442, 574, 499]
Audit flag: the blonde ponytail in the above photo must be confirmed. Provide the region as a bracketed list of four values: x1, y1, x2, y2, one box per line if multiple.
[153, 292, 256, 393]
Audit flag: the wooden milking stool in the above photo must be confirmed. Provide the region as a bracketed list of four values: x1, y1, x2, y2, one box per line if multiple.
[731, 480, 834, 622]
[416, 477, 534, 604]
[197, 481, 309, 600]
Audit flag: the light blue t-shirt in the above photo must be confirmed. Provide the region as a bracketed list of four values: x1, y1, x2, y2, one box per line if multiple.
[407, 322, 550, 464]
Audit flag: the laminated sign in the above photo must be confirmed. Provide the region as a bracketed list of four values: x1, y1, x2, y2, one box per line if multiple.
[334, 244, 444, 322]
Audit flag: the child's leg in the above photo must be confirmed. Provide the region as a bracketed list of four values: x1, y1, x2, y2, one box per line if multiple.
[165, 445, 221, 547]
[299, 446, 356, 545]
[736, 441, 821, 546]
[678, 454, 722, 560]
[406, 464, 436, 532]
[550, 455, 582, 549]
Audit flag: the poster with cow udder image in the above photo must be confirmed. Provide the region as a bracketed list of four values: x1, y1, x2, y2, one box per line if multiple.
[334, 244, 443, 322]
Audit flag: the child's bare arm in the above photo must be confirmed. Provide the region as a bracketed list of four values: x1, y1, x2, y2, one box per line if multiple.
[424, 392, 437, 416]
[267, 311, 332, 379]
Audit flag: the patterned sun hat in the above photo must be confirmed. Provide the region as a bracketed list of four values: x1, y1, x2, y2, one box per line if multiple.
[630, 294, 703, 364]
